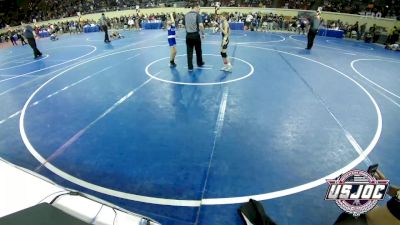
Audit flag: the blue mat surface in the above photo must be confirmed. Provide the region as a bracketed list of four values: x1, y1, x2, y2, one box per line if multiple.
[1, 30, 399, 225]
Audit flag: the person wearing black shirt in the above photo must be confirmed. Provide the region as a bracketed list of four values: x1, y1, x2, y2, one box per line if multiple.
[351, 21, 359, 38]
[369, 24, 379, 43]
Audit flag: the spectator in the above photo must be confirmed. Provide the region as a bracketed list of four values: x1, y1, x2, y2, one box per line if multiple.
[50, 32, 58, 41]
[10, 31, 18, 46]
[385, 43, 400, 51]
[3, 0, 399, 26]
[369, 24, 380, 43]
[387, 26, 399, 45]
[359, 23, 367, 40]
[17, 32, 27, 45]
[299, 18, 306, 35]
[350, 21, 359, 38]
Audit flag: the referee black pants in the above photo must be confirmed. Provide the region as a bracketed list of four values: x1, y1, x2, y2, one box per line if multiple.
[102, 25, 110, 42]
[186, 32, 203, 70]
[27, 38, 42, 58]
[307, 29, 317, 49]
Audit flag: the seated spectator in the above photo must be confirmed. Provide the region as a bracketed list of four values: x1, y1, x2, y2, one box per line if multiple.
[261, 20, 268, 32]
[386, 26, 399, 44]
[349, 21, 359, 38]
[245, 13, 253, 30]
[69, 21, 78, 34]
[50, 33, 58, 41]
[369, 24, 380, 43]
[385, 43, 400, 51]
[364, 31, 373, 43]
[290, 19, 297, 32]
[128, 18, 134, 29]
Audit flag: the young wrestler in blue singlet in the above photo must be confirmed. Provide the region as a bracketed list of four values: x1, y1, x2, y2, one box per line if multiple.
[167, 13, 177, 67]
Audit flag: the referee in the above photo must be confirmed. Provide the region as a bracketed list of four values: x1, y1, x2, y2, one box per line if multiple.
[23, 23, 42, 59]
[100, 13, 110, 43]
[306, 11, 321, 50]
[184, 4, 205, 71]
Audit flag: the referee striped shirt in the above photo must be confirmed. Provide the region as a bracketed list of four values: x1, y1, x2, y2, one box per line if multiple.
[184, 11, 202, 33]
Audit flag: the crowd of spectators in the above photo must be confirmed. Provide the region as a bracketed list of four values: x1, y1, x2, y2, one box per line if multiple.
[1, 0, 399, 29]
[2, 10, 398, 47]
[0, 0, 141, 28]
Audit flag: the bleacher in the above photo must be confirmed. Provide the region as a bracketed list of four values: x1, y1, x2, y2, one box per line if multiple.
[1, 0, 399, 28]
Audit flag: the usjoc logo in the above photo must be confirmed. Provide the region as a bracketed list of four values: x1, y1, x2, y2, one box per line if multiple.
[325, 170, 389, 216]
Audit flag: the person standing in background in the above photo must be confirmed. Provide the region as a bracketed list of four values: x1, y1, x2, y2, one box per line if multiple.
[306, 11, 321, 50]
[350, 21, 359, 38]
[100, 13, 110, 43]
[17, 32, 27, 45]
[359, 23, 367, 40]
[388, 26, 399, 44]
[369, 24, 379, 43]
[24, 23, 42, 59]
[10, 31, 18, 46]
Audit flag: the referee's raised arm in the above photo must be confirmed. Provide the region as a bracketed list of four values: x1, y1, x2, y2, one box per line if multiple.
[184, 4, 205, 71]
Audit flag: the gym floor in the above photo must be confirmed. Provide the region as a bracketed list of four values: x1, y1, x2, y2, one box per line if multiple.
[0, 29, 399, 225]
